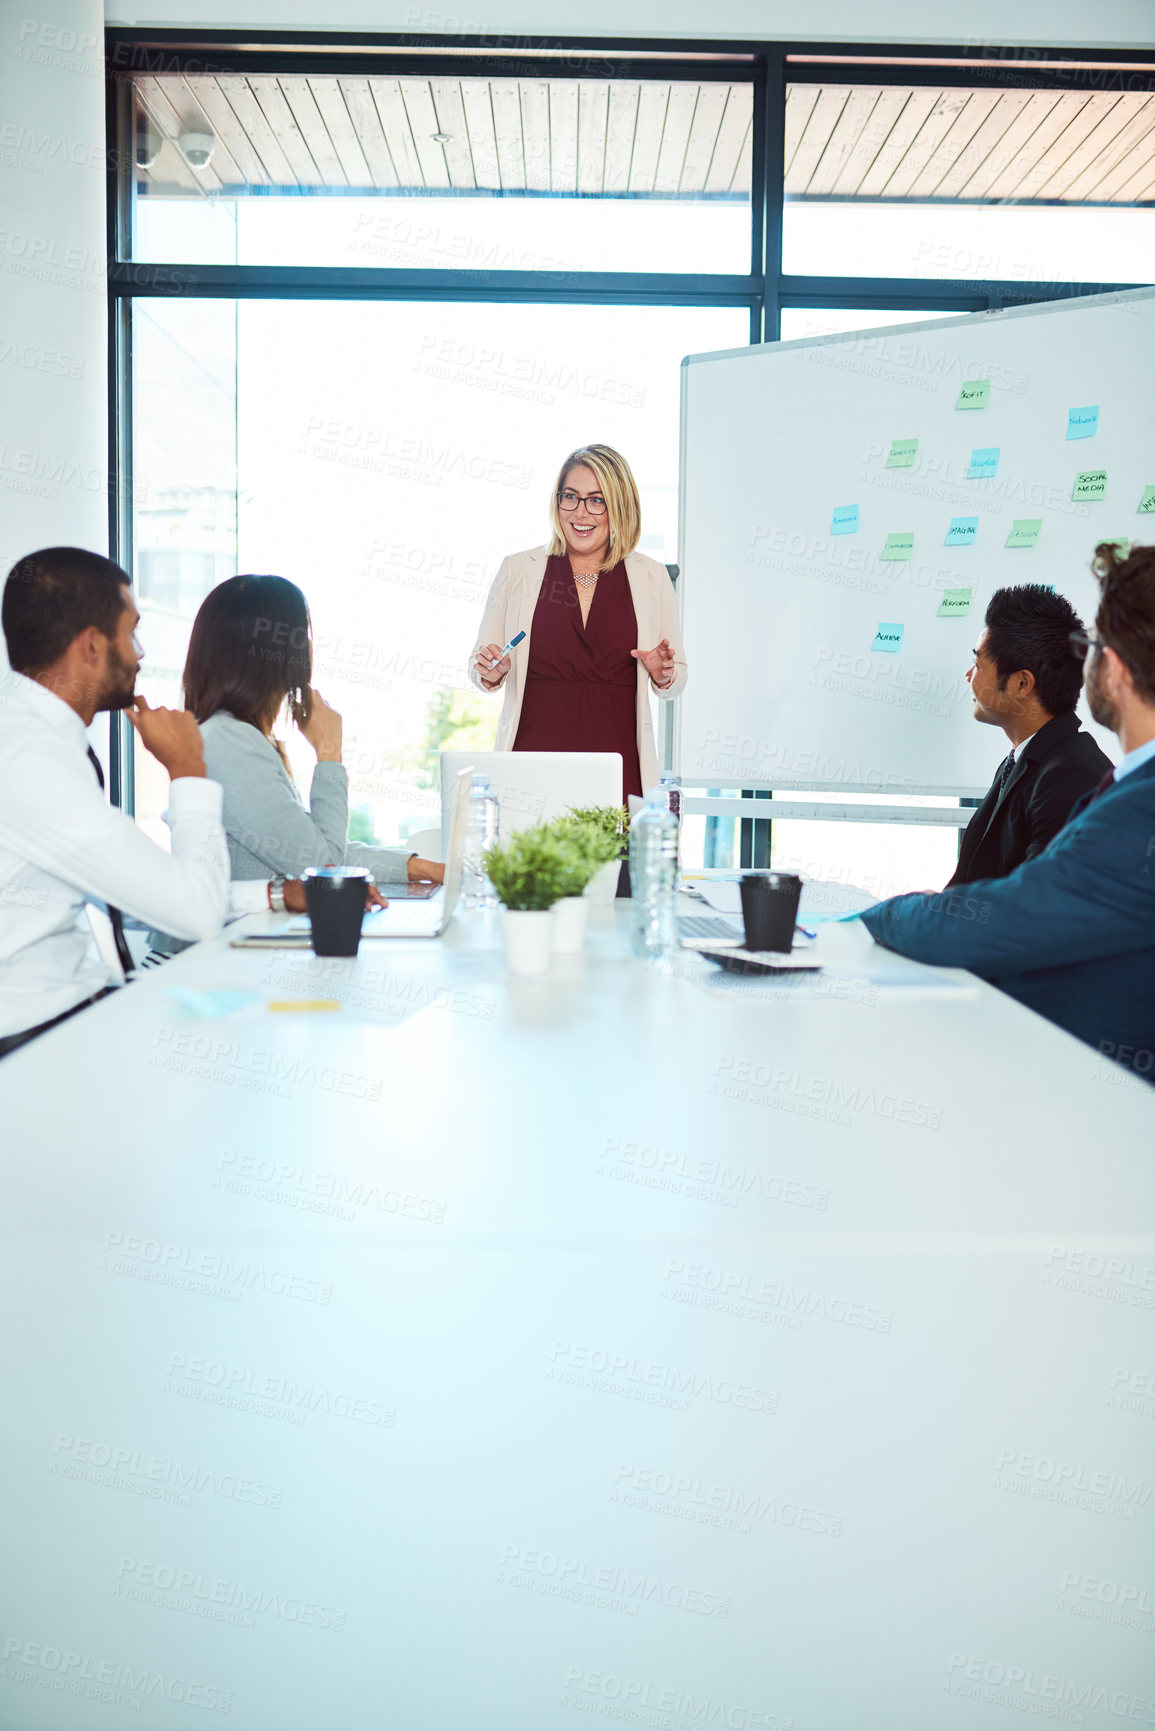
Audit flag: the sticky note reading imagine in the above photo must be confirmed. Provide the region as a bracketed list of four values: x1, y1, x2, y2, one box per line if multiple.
[967, 447, 1000, 479]
[831, 504, 859, 535]
[1073, 470, 1107, 502]
[886, 439, 918, 468]
[1066, 406, 1099, 440]
[945, 516, 979, 547]
[881, 532, 914, 561]
[872, 623, 905, 653]
[1006, 519, 1042, 549]
[938, 588, 973, 617]
[1138, 486, 1155, 515]
[956, 380, 990, 410]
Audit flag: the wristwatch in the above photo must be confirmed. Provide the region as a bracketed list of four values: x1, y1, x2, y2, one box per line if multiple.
[267, 878, 287, 913]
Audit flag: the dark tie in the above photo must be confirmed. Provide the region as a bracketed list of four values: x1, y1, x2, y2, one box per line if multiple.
[86, 745, 137, 979]
[993, 751, 1017, 800]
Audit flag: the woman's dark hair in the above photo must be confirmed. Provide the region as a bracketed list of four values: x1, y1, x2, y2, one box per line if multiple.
[182, 574, 312, 729]
[2, 547, 129, 673]
[983, 583, 1085, 715]
[1092, 540, 1155, 703]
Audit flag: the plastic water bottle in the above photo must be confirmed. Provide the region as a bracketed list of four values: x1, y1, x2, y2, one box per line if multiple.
[462, 774, 500, 908]
[629, 788, 679, 958]
[658, 772, 683, 827]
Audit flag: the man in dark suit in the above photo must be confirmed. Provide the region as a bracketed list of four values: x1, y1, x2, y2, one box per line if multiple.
[949, 585, 1113, 885]
[862, 542, 1155, 1082]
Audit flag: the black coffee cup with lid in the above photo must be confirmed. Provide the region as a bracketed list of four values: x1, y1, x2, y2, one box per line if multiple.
[738, 872, 803, 952]
[302, 867, 371, 957]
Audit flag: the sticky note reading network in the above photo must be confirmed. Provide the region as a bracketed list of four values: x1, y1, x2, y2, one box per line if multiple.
[1138, 486, 1155, 515]
[886, 439, 918, 468]
[945, 516, 979, 547]
[968, 447, 1000, 479]
[938, 588, 972, 617]
[1067, 406, 1099, 440]
[1073, 470, 1107, 502]
[831, 504, 859, 535]
[1006, 519, 1042, 549]
[956, 380, 990, 410]
[881, 531, 914, 560]
[872, 623, 905, 652]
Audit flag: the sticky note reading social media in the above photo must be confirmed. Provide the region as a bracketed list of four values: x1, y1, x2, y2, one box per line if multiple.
[886, 439, 918, 468]
[881, 531, 914, 560]
[967, 447, 1000, 479]
[937, 588, 972, 617]
[1138, 486, 1155, 515]
[1073, 470, 1107, 501]
[1006, 519, 1042, 549]
[956, 380, 990, 410]
[832, 504, 859, 535]
[872, 623, 905, 652]
[1067, 406, 1099, 440]
[945, 517, 979, 547]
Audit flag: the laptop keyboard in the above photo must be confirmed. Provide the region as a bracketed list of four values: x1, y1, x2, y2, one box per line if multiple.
[677, 913, 743, 942]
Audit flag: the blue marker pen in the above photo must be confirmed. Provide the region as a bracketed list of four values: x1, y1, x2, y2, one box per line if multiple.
[489, 630, 525, 670]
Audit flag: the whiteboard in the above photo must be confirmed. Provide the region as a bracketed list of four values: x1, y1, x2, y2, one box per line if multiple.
[676, 289, 1155, 797]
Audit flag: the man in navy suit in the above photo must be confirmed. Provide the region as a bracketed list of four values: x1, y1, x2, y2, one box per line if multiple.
[863, 541, 1155, 1083]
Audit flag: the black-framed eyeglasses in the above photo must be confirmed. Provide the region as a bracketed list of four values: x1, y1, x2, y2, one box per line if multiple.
[558, 489, 607, 517]
[1069, 628, 1103, 662]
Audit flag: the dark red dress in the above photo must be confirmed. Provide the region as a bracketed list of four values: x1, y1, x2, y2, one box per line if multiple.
[512, 556, 642, 803]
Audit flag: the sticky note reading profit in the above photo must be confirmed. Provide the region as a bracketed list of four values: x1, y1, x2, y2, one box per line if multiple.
[945, 516, 979, 547]
[872, 623, 905, 653]
[1006, 519, 1042, 549]
[881, 531, 914, 560]
[1067, 406, 1099, 440]
[1138, 486, 1155, 515]
[886, 439, 918, 468]
[831, 504, 859, 535]
[937, 588, 972, 617]
[1073, 470, 1107, 502]
[956, 380, 990, 410]
[967, 447, 1000, 479]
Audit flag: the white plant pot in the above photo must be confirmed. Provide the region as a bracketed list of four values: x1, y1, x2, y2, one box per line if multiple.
[499, 908, 555, 975]
[582, 859, 621, 906]
[551, 895, 589, 954]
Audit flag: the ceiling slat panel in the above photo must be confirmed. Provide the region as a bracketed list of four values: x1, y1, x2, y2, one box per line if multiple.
[1063, 96, 1155, 200]
[603, 81, 640, 195]
[210, 77, 297, 187]
[926, 89, 1034, 200]
[488, 81, 524, 191]
[335, 78, 399, 190]
[1034, 93, 1153, 199]
[980, 93, 1092, 199]
[679, 82, 729, 195]
[853, 88, 942, 196]
[730, 118, 753, 195]
[1008, 93, 1124, 199]
[877, 91, 975, 198]
[396, 80, 450, 189]
[577, 82, 609, 195]
[309, 77, 374, 188]
[428, 79, 476, 189]
[705, 85, 751, 194]
[806, 87, 884, 197]
[184, 78, 270, 186]
[136, 76, 224, 193]
[367, 79, 423, 188]
[785, 87, 851, 195]
[628, 82, 668, 195]
[828, 87, 911, 196]
[653, 83, 698, 195]
[951, 90, 1063, 199]
[1107, 134, 1155, 201]
[246, 75, 323, 186]
[907, 90, 1005, 198]
[518, 82, 551, 191]
[548, 80, 579, 194]
[783, 85, 820, 179]
[278, 75, 347, 187]
[459, 80, 501, 189]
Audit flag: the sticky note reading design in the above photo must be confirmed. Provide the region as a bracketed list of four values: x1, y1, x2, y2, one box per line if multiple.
[832, 504, 859, 535]
[872, 623, 905, 653]
[1138, 486, 1155, 515]
[938, 588, 972, 617]
[956, 380, 990, 410]
[967, 447, 1000, 479]
[1066, 406, 1099, 440]
[886, 439, 918, 468]
[945, 516, 979, 547]
[1073, 470, 1107, 501]
[881, 531, 914, 561]
[1006, 519, 1042, 549]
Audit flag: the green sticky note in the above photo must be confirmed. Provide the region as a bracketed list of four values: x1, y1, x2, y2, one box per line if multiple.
[1073, 470, 1107, 502]
[1101, 537, 1129, 557]
[937, 588, 972, 617]
[886, 439, 918, 468]
[881, 531, 914, 560]
[956, 379, 990, 410]
[872, 623, 905, 652]
[945, 516, 979, 547]
[1138, 485, 1155, 515]
[1006, 519, 1042, 549]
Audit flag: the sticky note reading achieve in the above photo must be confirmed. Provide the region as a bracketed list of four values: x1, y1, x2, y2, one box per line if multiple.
[968, 447, 1000, 479]
[945, 516, 979, 547]
[1138, 486, 1155, 515]
[872, 623, 905, 653]
[881, 531, 914, 561]
[1073, 470, 1107, 502]
[831, 504, 859, 535]
[956, 380, 990, 410]
[1006, 519, 1042, 549]
[886, 439, 918, 468]
[1067, 406, 1099, 440]
[938, 588, 972, 617]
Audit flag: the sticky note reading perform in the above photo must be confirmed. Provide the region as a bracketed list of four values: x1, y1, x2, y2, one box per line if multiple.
[872, 623, 905, 652]
[1067, 406, 1099, 440]
[956, 380, 990, 410]
[968, 447, 1000, 479]
[1006, 519, 1042, 549]
[938, 588, 972, 617]
[1073, 470, 1107, 501]
[881, 532, 914, 560]
[831, 504, 859, 535]
[1138, 486, 1155, 515]
[945, 516, 979, 547]
[886, 439, 918, 468]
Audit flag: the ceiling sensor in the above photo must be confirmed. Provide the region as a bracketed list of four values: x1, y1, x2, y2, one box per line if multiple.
[178, 130, 215, 169]
[432, 132, 451, 144]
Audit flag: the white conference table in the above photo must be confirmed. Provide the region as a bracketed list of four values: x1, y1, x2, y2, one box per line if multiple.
[1, 904, 1153, 1731]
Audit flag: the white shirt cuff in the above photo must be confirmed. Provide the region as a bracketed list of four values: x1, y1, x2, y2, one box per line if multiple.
[228, 880, 272, 917]
[166, 776, 224, 817]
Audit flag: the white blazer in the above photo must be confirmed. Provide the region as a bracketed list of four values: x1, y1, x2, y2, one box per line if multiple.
[467, 545, 688, 794]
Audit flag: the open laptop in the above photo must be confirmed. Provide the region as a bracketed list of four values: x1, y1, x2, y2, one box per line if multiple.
[439, 750, 622, 854]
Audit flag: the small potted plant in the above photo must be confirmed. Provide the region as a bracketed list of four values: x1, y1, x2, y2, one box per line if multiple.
[561, 805, 630, 907]
[483, 825, 575, 975]
[543, 823, 601, 954]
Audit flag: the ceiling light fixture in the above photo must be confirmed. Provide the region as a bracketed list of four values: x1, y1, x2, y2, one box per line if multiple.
[432, 131, 451, 144]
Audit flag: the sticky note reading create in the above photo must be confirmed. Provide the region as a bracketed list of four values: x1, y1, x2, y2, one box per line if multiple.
[1138, 486, 1155, 515]
[831, 504, 859, 535]
[1006, 519, 1042, 549]
[945, 516, 979, 547]
[1073, 470, 1107, 501]
[1067, 406, 1099, 440]
[881, 531, 914, 560]
[872, 623, 905, 652]
[956, 380, 990, 410]
[967, 447, 1000, 479]
[886, 439, 918, 468]
[938, 588, 972, 617]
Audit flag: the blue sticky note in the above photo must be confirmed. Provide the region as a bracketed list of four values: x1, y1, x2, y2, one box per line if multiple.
[872, 623, 904, 653]
[1067, 406, 1099, 441]
[945, 516, 979, 547]
[968, 447, 1000, 479]
[832, 504, 859, 535]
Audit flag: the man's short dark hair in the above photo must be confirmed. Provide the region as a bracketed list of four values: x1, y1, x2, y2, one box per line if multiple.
[1092, 540, 1155, 703]
[983, 583, 1085, 715]
[2, 547, 130, 674]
